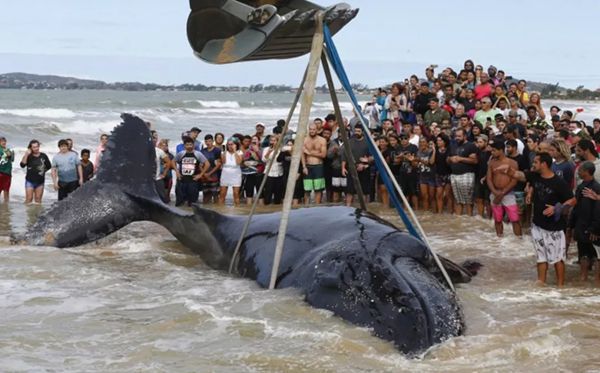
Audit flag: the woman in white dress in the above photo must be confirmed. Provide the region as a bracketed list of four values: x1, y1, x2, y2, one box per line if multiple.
[219, 138, 243, 205]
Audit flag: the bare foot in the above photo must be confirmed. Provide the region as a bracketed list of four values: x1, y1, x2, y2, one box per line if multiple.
[534, 280, 546, 287]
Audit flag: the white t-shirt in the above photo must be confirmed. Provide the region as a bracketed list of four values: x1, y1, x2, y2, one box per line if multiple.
[409, 134, 420, 147]
[155, 147, 167, 180]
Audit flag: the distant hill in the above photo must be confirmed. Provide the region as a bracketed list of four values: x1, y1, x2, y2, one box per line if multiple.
[0, 72, 288, 92]
[1, 72, 599, 99]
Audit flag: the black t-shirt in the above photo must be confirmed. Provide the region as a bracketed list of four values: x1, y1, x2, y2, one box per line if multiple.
[398, 144, 418, 174]
[526, 172, 573, 231]
[81, 161, 94, 182]
[20, 153, 51, 185]
[477, 150, 491, 178]
[342, 137, 370, 166]
[177, 152, 203, 183]
[458, 97, 476, 112]
[509, 154, 529, 191]
[449, 141, 478, 175]
[413, 92, 435, 116]
[434, 148, 452, 176]
[389, 145, 402, 176]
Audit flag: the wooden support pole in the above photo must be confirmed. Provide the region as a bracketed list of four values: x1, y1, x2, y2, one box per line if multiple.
[268, 12, 324, 290]
[228, 67, 308, 274]
[320, 52, 367, 211]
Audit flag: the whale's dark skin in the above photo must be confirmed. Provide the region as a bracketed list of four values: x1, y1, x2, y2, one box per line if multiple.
[22, 114, 474, 355]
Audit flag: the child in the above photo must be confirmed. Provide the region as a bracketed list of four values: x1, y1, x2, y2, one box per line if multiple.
[81, 149, 94, 183]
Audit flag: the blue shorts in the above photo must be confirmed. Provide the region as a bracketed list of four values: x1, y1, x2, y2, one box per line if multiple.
[25, 180, 44, 189]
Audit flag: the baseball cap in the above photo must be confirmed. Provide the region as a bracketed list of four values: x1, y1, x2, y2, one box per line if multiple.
[324, 114, 337, 122]
[255, 122, 265, 128]
[477, 134, 489, 142]
[190, 126, 202, 133]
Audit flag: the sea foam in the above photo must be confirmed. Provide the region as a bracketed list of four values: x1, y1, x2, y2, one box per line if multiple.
[0, 108, 77, 119]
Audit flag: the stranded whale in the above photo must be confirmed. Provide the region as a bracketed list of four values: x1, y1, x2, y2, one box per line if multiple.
[21, 114, 475, 354]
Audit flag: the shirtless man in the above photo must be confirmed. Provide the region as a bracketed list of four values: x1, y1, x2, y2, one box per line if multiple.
[487, 141, 521, 237]
[302, 123, 327, 204]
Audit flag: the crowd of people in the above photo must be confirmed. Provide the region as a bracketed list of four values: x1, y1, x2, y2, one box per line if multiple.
[2, 59, 600, 287]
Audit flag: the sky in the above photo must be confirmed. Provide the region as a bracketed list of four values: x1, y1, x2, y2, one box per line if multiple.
[1, 0, 599, 89]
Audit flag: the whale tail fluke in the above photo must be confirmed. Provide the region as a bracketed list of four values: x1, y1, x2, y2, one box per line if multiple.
[22, 114, 181, 247]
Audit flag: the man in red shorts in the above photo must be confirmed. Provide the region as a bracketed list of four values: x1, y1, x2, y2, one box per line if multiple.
[0, 136, 14, 203]
[487, 141, 522, 237]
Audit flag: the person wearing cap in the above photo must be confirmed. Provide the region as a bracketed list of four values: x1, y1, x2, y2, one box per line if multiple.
[487, 141, 521, 237]
[504, 97, 526, 123]
[568, 161, 600, 282]
[474, 97, 502, 128]
[254, 123, 266, 142]
[190, 127, 204, 149]
[550, 115, 561, 129]
[424, 97, 450, 127]
[0, 136, 14, 202]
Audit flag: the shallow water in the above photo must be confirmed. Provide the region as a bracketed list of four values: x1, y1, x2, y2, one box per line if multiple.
[2, 202, 600, 372]
[2, 90, 600, 371]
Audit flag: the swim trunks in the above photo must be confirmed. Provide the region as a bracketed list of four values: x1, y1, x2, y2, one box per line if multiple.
[450, 172, 475, 204]
[531, 224, 566, 265]
[490, 192, 520, 223]
[303, 164, 326, 192]
[331, 168, 347, 190]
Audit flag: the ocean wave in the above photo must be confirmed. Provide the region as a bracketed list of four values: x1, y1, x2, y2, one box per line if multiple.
[0, 108, 77, 119]
[184, 106, 336, 118]
[55, 119, 118, 135]
[197, 100, 241, 109]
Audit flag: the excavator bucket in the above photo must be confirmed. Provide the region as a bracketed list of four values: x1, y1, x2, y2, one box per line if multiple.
[187, 0, 358, 64]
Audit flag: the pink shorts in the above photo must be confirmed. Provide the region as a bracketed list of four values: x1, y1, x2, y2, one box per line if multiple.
[492, 204, 520, 223]
[490, 192, 520, 223]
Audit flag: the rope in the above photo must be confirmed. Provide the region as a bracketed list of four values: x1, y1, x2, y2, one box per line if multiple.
[323, 25, 455, 291]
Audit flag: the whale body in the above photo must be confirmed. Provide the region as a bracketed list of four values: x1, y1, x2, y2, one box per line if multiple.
[22, 114, 474, 355]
